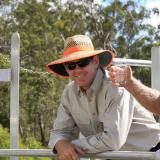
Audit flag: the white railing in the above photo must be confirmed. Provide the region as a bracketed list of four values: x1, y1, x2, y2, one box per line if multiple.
[0, 33, 160, 160]
[0, 149, 160, 160]
[113, 58, 152, 67]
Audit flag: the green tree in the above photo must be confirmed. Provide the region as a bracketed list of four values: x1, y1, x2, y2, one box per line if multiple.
[0, 124, 53, 160]
[0, 0, 160, 148]
[71, 0, 160, 85]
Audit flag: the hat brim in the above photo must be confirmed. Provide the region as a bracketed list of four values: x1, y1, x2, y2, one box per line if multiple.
[46, 50, 115, 78]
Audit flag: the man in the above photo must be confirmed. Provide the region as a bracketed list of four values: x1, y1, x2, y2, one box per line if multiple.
[46, 35, 160, 160]
[108, 65, 160, 114]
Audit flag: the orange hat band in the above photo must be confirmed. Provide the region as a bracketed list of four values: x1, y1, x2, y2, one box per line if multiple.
[63, 46, 94, 57]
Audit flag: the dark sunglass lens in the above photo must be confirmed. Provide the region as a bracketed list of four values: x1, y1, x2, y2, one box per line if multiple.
[78, 58, 92, 67]
[65, 57, 93, 70]
[66, 62, 76, 70]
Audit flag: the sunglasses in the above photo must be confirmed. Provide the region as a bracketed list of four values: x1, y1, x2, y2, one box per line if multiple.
[64, 57, 93, 71]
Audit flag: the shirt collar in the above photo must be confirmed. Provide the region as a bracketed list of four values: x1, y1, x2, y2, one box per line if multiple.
[77, 68, 104, 95]
[90, 68, 104, 92]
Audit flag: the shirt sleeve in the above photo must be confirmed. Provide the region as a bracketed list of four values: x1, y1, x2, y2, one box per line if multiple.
[48, 88, 79, 150]
[72, 88, 135, 153]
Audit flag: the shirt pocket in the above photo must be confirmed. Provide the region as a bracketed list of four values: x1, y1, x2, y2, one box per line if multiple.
[71, 112, 93, 136]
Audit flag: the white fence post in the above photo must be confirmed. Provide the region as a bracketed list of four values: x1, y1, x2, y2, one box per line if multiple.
[151, 47, 160, 91]
[151, 47, 160, 123]
[10, 32, 20, 160]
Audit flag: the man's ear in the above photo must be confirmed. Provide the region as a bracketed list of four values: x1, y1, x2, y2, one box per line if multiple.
[93, 55, 100, 68]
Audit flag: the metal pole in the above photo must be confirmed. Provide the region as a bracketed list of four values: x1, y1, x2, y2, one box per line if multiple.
[151, 47, 160, 91]
[10, 32, 20, 160]
[0, 149, 159, 160]
[113, 58, 151, 67]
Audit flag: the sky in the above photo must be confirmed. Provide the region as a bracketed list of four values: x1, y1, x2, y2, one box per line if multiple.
[141, 0, 160, 30]
[97, 0, 160, 30]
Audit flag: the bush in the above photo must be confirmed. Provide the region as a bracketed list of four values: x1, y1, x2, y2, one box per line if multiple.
[0, 125, 55, 160]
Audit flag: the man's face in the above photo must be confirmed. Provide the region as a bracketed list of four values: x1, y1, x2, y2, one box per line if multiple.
[65, 56, 99, 90]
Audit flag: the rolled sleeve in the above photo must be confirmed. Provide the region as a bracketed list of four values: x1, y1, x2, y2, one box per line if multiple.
[48, 91, 79, 150]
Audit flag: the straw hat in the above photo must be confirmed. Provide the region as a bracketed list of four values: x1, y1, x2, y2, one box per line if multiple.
[46, 35, 115, 78]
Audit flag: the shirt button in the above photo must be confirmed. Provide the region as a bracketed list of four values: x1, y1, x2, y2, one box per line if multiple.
[93, 112, 96, 116]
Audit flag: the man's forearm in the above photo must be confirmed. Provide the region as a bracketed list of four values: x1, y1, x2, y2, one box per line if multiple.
[125, 77, 160, 114]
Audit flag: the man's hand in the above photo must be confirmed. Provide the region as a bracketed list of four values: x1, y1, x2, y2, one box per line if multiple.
[108, 65, 132, 87]
[55, 139, 84, 160]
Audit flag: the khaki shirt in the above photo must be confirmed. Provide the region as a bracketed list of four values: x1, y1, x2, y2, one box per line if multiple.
[48, 68, 160, 153]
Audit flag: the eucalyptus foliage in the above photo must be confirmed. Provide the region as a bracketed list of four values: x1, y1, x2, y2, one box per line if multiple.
[0, 0, 159, 148]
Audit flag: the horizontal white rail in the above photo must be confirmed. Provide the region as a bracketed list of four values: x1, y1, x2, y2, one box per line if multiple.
[0, 149, 160, 160]
[113, 58, 152, 67]
[0, 58, 152, 82]
[0, 69, 11, 82]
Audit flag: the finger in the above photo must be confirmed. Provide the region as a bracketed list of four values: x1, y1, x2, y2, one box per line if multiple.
[109, 74, 117, 83]
[109, 79, 120, 87]
[108, 66, 115, 72]
[113, 82, 120, 87]
[69, 149, 80, 160]
[128, 65, 132, 75]
[71, 153, 79, 160]
[64, 150, 79, 160]
[59, 155, 65, 160]
[108, 70, 117, 77]
[74, 146, 85, 155]
[60, 154, 74, 160]
[124, 65, 132, 80]
[108, 71, 115, 77]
